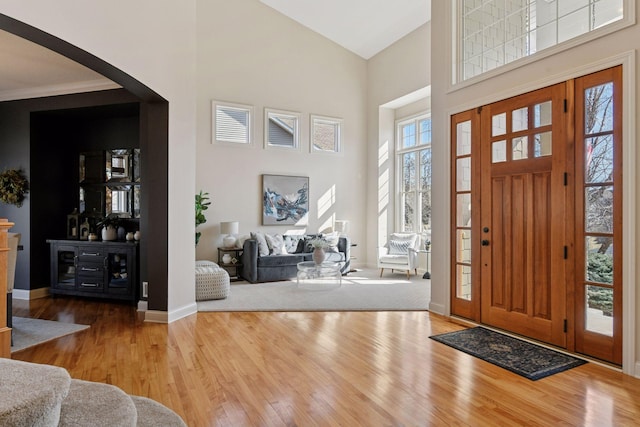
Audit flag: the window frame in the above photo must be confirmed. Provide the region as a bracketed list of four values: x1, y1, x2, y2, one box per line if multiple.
[310, 114, 343, 155]
[264, 108, 301, 151]
[396, 112, 432, 235]
[211, 100, 254, 145]
[451, 0, 635, 88]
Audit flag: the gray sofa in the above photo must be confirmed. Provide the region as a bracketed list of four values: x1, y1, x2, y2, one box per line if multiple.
[240, 234, 351, 283]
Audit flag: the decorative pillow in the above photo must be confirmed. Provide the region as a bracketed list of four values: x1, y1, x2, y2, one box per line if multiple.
[250, 231, 270, 256]
[265, 233, 287, 255]
[322, 231, 340, 253]
[283, 235, 304, 254]
[388, 239, 412, 255]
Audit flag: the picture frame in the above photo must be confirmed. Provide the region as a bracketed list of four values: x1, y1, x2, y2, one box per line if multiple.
[262, 174, 309, 225]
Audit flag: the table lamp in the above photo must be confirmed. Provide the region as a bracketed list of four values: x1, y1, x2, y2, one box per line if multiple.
[334, 220, 349, 236]
[220, 221, 239, 248]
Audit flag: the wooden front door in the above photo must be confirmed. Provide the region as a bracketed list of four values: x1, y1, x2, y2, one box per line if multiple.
[479, 83, 568, 347]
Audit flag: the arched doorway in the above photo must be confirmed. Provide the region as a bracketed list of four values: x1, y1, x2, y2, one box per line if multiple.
[0, 13, 169, 311]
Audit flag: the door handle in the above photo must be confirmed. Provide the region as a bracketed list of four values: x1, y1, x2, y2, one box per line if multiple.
[481, 239, 490, 246]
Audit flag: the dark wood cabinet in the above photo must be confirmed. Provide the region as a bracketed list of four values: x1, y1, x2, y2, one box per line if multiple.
[47, 240, 138, 302]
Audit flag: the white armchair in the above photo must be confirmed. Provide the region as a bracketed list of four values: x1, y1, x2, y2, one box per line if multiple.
[377, 233, 420, 279]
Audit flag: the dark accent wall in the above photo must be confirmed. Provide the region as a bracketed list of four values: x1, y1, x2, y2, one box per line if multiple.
[0, 90, 141, 294]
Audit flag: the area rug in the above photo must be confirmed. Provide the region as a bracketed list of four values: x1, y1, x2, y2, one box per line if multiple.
[429, 327, 587, 380]
[197, 269, 430, 312]
[11, 317, 90, 353]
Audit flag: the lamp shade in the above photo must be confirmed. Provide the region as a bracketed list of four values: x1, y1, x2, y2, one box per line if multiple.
[220, 221, 239, 235]
[334, 220, 349, 235]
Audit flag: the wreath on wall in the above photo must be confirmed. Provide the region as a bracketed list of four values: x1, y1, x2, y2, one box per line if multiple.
[0, 169, 30, 207]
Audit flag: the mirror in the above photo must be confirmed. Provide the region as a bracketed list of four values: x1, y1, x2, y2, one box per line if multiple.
[106, 185, 132, 217]
[264, 108, 300, 150]
[107, 149, 132, 182]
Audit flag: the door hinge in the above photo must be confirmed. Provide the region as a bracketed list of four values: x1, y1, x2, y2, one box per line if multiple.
[564, 172, 568, 186]
[563, 319, 568, 333]
[563, 99, 567, 113]
[564, 246, 568, 259]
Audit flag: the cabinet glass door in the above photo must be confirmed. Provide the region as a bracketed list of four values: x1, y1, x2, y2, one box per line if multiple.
[107, 251, 131, 293]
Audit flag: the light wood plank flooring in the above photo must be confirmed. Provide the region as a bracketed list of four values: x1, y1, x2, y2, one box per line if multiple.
[11, 297, 640, 426]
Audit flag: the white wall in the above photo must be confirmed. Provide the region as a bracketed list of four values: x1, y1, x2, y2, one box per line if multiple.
[366, 23, 430, 267]
[195, 0, 368, 263]
[430, 2, 639, 375]
[0, 0, 198, 317]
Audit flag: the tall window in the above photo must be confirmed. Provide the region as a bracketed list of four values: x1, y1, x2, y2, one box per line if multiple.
[457, 0, 625, 82]
[397, 114, 432, 234]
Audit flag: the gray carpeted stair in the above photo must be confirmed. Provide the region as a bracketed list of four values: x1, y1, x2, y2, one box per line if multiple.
[1, 359, 186, 427]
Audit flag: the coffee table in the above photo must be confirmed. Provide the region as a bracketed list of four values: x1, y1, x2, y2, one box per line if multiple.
[297, 261, 342, 288]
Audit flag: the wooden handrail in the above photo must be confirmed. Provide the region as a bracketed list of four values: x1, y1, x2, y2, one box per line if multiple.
[0, 218, 15, 358]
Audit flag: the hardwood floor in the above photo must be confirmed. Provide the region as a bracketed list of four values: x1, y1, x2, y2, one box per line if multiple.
[11, 296, 640, 426]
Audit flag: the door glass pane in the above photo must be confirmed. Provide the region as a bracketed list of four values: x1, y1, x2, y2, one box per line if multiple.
[584, 82, 614, 134]
[534, 101, 552, 127]
[492, 113, 506, 136]
[456, 157, 471, 191]
[585, 186, 614, 233]
[512, 136, 528, 160]
[457, 120, 472, 156]
[456, 194, 472, 227]
[403, 192, 416, 232]
[586, 236, 614, 284]
[534, 131, 552, 157]
[108, 252, 129, 289]
[492, 140, 507, 162]
[456, 264, 472, 300]
[585, 136, 614, 183]
[585, 285, 613, 336]
[456, 230, 472, 263]
[512, 107, 528, 132]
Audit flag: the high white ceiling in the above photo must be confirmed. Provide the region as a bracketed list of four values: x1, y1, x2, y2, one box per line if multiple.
[260, 0, 431, 59]
[0, 30, 119, 102]
[0, 1, 431, 101]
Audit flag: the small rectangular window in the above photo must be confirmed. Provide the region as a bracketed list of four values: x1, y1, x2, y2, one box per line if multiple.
[264, 108, 300, 150]
[311, 115, 342, 154]
[212, 101, 253, 144]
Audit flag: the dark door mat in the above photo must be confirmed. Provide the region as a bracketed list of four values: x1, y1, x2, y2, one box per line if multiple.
[430, 327, 587, 380]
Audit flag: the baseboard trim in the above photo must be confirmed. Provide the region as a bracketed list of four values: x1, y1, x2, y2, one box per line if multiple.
[12, 287, 50, 300]
[143, 303, 197, 324]
[428, 301, 445, 315]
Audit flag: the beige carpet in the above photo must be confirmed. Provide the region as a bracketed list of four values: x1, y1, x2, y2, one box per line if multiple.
[11, 317, 90, 353]
[197, 267, 430, 312]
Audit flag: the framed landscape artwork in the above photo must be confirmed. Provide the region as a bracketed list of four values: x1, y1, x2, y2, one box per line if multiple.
[262, 174, 309, 225]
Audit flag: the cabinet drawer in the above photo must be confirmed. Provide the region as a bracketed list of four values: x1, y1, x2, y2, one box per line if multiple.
[77, 275, 104, 292]
[77, 247, 106, 261]
[77, 264, 104, 275]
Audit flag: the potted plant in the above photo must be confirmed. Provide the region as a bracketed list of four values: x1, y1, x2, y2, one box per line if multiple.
[96, 214, 120, 241]
[0, 169, 29, 207]
[195, 190, 211, 246]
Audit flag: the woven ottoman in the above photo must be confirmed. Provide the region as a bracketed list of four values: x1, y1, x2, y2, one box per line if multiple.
[195, 261, 230, 301]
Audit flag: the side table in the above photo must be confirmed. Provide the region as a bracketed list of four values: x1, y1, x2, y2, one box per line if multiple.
[417, 249, 431, 279]
[217, 247, 243, 281]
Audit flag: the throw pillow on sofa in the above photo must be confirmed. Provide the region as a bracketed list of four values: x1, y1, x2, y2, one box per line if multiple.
[250, 231, 270, 256]
[265, 233, 287, 255]
[322, 232, 340, 253]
